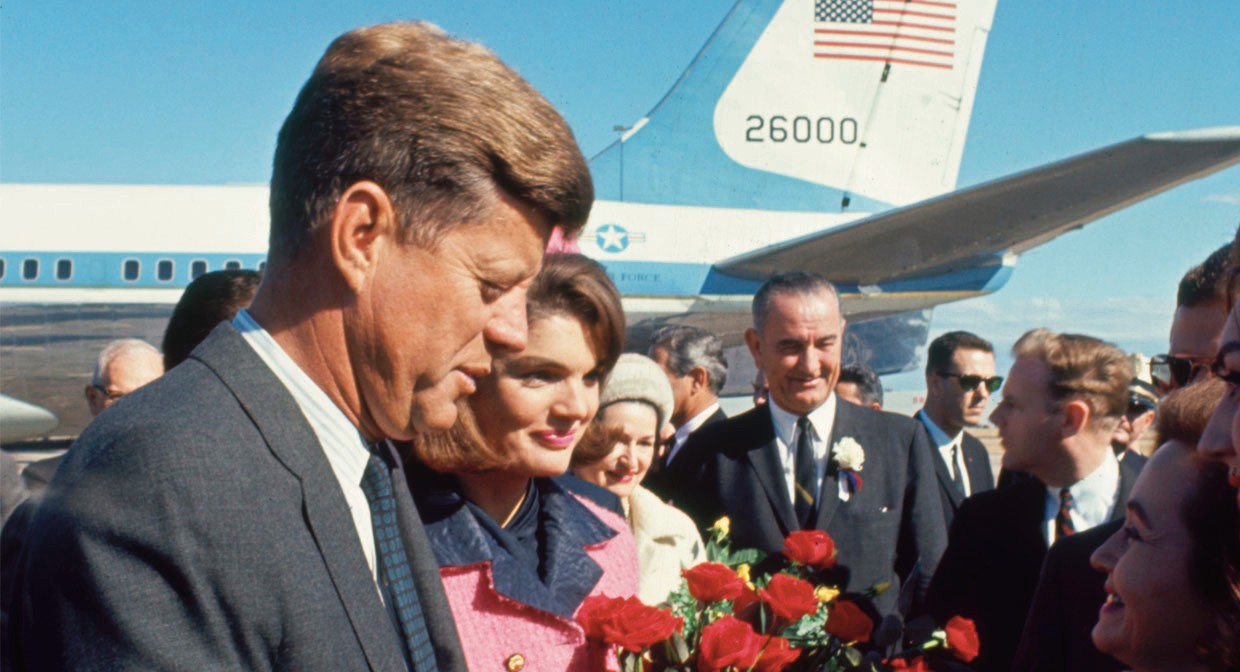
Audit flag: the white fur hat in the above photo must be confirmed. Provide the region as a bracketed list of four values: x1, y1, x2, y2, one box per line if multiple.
[600, 353, 676, 431]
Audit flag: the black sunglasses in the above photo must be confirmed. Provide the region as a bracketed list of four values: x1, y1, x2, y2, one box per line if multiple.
[936, 371, 1003, 393]
[1150, 354, 1212, 390]
[1126, 393, 1157, 416]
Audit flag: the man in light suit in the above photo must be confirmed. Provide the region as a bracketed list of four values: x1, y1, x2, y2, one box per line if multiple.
[676, 272, 946, 617]
[644, 325, 729, 499]
[9, 22, 592, 671]
[926, 329, 1145, 672]
[915, 331, 998, 529]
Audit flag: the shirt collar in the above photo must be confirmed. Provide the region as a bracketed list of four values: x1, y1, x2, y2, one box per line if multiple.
[232, 309, 371, 490]
[1045, 448, 1122, 528]
[769, 393, 838, 449]
[674, 402, 721, 445]
[916, 409, 962, 450]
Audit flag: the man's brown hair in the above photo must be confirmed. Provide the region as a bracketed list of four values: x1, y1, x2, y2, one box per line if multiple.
[1012, 328, 1130, 421]
[269, 21, 592, 260]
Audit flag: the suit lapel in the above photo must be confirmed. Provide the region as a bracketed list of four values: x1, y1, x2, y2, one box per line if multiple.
[962, 435, 994, 492]
[743, 407, 798, 533]
[194, 325, 409, 670]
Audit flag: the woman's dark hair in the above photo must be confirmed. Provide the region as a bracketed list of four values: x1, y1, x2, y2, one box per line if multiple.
[413, 254, 625, 472]
[1181, 452, 1240, 670]
[162, 269, 261, 369]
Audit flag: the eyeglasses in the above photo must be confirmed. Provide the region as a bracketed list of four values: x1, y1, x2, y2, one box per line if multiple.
[91, 384, 127, 402]
[936, 371, 1004, 393]
[1126, 393, 1157, 416]
[1149, 354, 1212, 391]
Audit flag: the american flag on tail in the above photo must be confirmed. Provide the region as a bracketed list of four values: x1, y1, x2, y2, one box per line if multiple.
[813, 0, 956, 70]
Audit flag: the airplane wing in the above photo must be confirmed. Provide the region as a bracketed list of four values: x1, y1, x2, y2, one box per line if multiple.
[717, 126, 1240, 284]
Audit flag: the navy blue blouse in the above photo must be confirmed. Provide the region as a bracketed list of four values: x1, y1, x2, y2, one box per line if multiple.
[410, 465, 619, 619]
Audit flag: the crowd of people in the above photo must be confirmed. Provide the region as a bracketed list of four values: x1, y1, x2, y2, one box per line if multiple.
[0, 19, 1237, 672]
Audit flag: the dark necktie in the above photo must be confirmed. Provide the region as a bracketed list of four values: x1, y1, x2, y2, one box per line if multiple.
[1055, 487, 1076, 541]
[361, 450, 439, 672]
[794, 416, 817, 528]
[950, 443, 967, 497]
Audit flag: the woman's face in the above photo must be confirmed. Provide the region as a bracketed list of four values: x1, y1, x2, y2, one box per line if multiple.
[470, 313, 602, 479]
[1197, 297, 1240, 506]
[573, 401, 659, 500]
[1091, 442, 1212, 670]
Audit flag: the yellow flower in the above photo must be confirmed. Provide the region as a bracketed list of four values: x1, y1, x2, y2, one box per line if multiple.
[735, 563, 754, 589]
[815, 585, 840, 603]
[872, 581, 891, 596]
[711, 516, 731, 538]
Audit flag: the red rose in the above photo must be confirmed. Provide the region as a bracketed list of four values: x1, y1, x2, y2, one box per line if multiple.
[945, 615, 980, 663]
[683, 562, 747, 603]
[888, 656, 930, 671]
[753, 636, 801, 672]
[758, 573, 819, 622]
[782, 530, 837, 569]
[733, 585, 761, 614]
[823, 600, 872, 643]
[576, 595, 682, 653]
[697, 616, 763, 672]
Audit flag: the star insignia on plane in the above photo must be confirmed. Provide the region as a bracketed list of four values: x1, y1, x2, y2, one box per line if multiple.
[595, 223, 629, 252]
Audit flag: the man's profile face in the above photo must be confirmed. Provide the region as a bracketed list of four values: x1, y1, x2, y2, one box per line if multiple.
[990, 355, 1060, 476]
[351, 189, 550, 439]
[85, 352, 164, 417]
[1162, 301, 1226, 391]
[926, 347, 996, 431]
[745, 289, 844, 416]
[649, 344, 692, 426]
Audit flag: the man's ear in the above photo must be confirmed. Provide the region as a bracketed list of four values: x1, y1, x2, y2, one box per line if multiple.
[1059, 399, 1091, 439]
[329, 181, 397, 292]
[744, 328, 762, 365]
[689, 365, 710, 394]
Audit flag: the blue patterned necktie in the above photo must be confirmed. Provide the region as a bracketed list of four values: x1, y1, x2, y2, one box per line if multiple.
[361, 449, 438, 672]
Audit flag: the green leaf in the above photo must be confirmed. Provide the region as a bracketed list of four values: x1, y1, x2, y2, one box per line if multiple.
[667, 631, 691, 664]
[621, 651, 643, 672]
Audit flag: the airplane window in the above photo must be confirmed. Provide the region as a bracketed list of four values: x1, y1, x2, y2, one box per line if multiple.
[224, 260, 242, 271]
[157, 259, 174, 282]
[22, 258, 38, 281]
[190, 260, 208, 279]
[56, 259, 73, 281]
[123, 259, 140, 282]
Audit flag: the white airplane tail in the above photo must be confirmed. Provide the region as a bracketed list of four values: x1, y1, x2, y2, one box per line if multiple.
[591, 0, 997, 212]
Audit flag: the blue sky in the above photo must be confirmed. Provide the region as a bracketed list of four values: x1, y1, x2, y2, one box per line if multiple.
[2, 1, 1237, 375]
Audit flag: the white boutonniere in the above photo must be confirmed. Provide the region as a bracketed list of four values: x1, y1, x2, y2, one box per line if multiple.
[832, 437, 865, 496]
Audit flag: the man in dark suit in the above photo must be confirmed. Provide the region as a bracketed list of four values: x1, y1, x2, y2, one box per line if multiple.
[9, 22, 592, 671]
[927, 328, 1144, 672]
[915, 331, 998, 529]
[676, 272, 946, 617]
[645, 325, 729, 499]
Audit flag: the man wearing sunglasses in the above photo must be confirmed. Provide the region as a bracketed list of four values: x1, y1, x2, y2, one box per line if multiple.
[1151, 244, 1229, 394]
[916, 331, 1000, 529]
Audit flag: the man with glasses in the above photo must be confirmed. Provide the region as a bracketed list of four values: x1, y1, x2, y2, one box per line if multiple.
[916, 331, 1000, 529]
[927, 329, 1144, 672]
[1151, 244, 1229, 394]
[83, 338, 164, 417]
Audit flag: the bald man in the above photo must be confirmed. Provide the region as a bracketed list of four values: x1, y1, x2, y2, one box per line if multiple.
[84, 338, 165, 416]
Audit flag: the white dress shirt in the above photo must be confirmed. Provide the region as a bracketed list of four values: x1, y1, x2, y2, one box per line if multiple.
[1042, 449, 1121, 545]
[665, 402, 721, 465]
[916, 410, 974, 497]
[233, 310, 379, 586]
[768, 394, 844, 503]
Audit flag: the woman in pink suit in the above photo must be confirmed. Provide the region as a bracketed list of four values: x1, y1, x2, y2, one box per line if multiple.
[409, 254, 638, 671]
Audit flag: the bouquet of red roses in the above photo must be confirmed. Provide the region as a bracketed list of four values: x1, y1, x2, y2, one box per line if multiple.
[578, 518, 980, 672]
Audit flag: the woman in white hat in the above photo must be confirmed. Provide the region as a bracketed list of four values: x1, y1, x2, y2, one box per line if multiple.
[571, 352, 706, 604]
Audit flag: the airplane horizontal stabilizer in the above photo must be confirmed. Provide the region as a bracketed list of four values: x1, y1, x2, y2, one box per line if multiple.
[717, 126, 1240, 284]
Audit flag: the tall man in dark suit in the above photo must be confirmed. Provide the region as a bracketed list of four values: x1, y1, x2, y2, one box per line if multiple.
[915, 331, 998, 528]
[676, 273, 946, 617]
[9, 22, 592, 672]
[927, 328, 1144, 672]
[645, 325, 729, 498]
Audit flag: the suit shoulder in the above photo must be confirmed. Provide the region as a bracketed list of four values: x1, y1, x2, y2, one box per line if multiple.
[682, 406, 770, 453]
[955, 479, 1038, 523]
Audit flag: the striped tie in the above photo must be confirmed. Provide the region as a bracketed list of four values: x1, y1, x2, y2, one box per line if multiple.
[1055, 487, 1076, 541]
[795, 416, 817, 528]
[361, 451, 439, 672]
